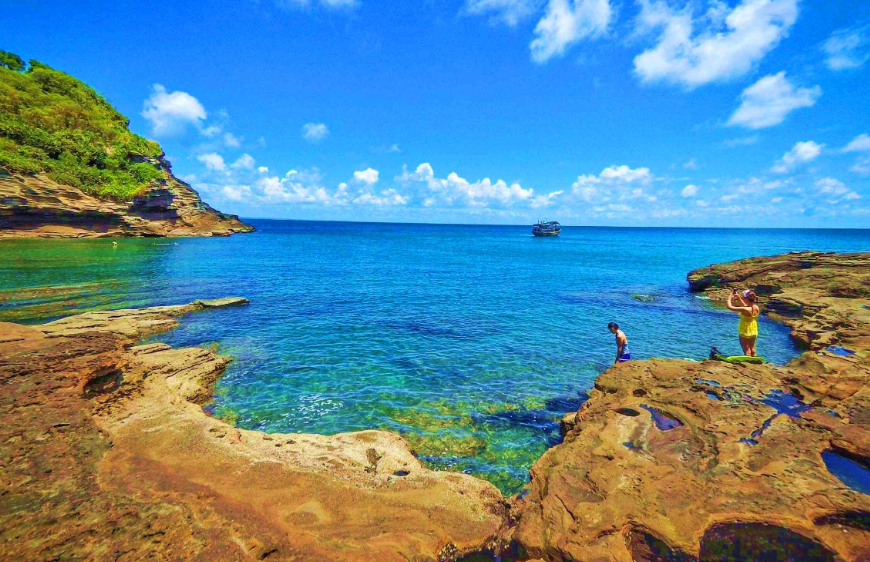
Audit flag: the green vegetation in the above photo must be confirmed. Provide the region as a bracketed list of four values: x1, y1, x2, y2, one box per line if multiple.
[0, 51, 164, 201]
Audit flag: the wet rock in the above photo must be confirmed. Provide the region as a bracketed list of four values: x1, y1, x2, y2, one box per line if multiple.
[194, 297, 249, 308]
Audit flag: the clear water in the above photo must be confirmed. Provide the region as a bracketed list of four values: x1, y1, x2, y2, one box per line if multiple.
[2, 222, 868, 493]
[822, 451, 870, 495]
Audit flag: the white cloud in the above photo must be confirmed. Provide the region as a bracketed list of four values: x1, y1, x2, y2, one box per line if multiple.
[681, 184, 699, 197]
[823, 25, 870, 71]
[201, 125, 222, 137]
[465, 0, 544, 26]
[302, 123, 330, 142]
[682, 158, 698, 170]
[372, 143, 402, 154]
[197, 153, 227, 172]
[258, 172, 332, 204]
[727, 72, 821, 129]
[633, 0, 799, 89]
[531, 190, 564, 208]
[223, 132, 242, 148]
[257, 166, 269, 174]
[843, 134, 870, 175]
[209, 167, 407, 208]
[771, 141, 824, 173]
[844, 134, 870, 153]
[275, 0, 358, 10]
[141, 84, 207, 136]
[352, 168, 380, 185]
[221, 185, 252, 201]
[231, 153, 256, 170]
[851, 157, 870, 175]
[397, 163, 536, 208]
[724, 135, 760, 147]
[816, 177, 860, 202]
[731, 177, 788, 195]
[351, 189, 408, 206]
[571, 164, 655, 203]
[530, 0, 612, 63]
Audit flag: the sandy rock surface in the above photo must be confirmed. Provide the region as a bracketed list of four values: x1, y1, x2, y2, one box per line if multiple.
[0, 299, 506, 561]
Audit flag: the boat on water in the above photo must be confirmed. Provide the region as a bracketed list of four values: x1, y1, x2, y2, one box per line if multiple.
[532, 220, 561, 237]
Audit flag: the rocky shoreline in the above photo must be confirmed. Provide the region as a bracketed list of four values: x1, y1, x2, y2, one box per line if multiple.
[508, 251, 870, 561]
[0, 298, 505, 561]
[1, 251, 868, 561]
[0, 164, 254, 239]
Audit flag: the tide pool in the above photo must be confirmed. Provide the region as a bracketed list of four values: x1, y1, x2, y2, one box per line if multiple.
[2, 223, 868, 493]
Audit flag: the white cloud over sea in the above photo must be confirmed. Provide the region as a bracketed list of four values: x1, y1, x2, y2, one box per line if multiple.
[771, 141, 824, 173]
[188, 152, 869, 225]
[632, 0, 798, 89]
[727, 72, 821, 129]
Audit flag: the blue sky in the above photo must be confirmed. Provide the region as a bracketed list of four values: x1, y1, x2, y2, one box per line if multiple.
[5, 0, 870, 226]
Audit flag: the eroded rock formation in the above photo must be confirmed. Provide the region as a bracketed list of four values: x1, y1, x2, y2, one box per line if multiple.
[0, 299, 505, 561]
[509, 251, 870, 561]
[0, 164, 253, 238]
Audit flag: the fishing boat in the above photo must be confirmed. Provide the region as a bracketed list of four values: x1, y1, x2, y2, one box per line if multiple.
[532, 220, 561, 237]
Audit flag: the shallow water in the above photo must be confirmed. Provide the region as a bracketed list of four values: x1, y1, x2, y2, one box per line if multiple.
[2, 222, 868, 493]
[823, 451, 870, 495]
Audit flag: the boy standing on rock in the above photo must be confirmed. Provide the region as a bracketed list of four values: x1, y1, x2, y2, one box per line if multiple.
[608, 322, 631, 364]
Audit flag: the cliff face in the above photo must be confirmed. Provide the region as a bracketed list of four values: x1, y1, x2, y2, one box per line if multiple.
[0, 57, 253, 239]
[508, 251, 870, 561]
[0, 164, 253, 238]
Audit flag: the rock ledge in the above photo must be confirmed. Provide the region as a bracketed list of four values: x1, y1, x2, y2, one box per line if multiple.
[0, 298, 505, 561]
[507, 251, 870, 561]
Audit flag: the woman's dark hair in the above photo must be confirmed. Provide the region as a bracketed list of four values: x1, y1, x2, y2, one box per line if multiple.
[608, 322, 619, 330]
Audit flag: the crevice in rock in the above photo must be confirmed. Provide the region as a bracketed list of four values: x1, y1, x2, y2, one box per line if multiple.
[698, 522, 837, 562]
[625, 526, 697, 562]
[84, 370, 122, 397]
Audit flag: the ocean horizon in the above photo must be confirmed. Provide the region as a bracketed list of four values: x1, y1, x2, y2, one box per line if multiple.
[238, 218, 870, 230]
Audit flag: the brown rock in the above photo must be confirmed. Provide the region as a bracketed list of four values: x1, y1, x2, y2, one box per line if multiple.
[0, 169, 254, 239]
[509, 252, 870, 561]
[0, 300, 505, 561]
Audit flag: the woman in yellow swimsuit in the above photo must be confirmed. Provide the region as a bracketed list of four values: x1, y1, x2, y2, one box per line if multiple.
[726, 288, 759, 356]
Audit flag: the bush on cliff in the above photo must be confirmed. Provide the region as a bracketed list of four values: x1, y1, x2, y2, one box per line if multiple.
[0, 53, 164, 201]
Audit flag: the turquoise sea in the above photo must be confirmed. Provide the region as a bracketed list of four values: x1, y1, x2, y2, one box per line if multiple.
[2, 222, 869, 493]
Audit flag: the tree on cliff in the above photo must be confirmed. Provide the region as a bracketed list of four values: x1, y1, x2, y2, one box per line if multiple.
[0, 51, 165, 201]
[0, 51, 25, 72]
